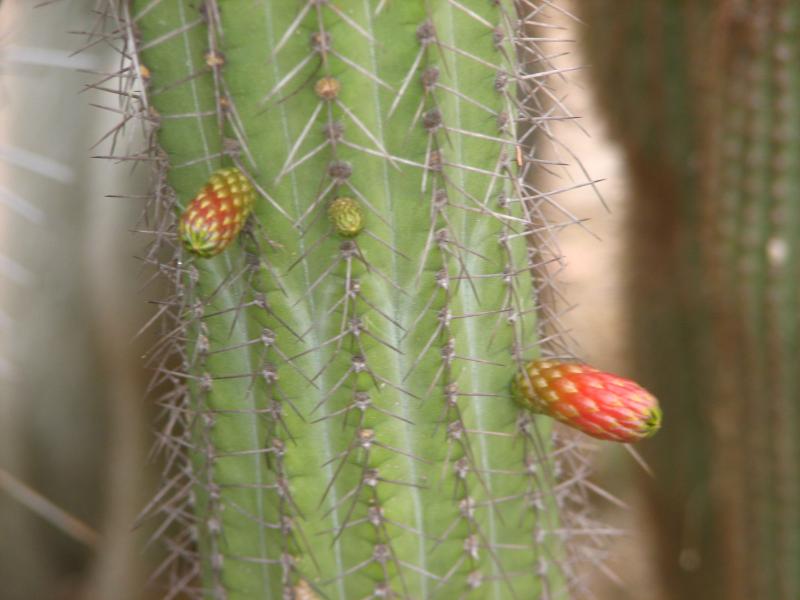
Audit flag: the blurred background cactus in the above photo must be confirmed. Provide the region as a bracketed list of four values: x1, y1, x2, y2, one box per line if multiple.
[579, 2, 800, 600]
[5, 1, 800, 600]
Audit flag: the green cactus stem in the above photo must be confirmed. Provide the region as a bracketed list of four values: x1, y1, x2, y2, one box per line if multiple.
[102, 1, 601, 597]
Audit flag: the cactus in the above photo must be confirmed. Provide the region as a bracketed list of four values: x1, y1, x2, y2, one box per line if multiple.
[704, 4, 800, 599]
[92, 1, 608, 598]
[581, 2, 800, 600]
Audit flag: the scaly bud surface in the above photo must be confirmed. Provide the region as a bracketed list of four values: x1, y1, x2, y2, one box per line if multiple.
[328, 196, 364, 237]
[179, 167, 255, 257]
[515, 360, 662, 442]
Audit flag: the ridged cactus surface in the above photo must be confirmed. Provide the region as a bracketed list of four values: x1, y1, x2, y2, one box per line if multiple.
[581, 2, 800, 600]
[113, 1, 598, 598]
[705, 4, 800, 599]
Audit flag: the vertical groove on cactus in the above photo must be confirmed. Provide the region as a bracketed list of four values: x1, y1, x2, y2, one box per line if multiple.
[89, 1, 605, 598]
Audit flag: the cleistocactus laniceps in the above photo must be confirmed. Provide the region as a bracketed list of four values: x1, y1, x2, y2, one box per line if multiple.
[95, 1, 626, 598]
